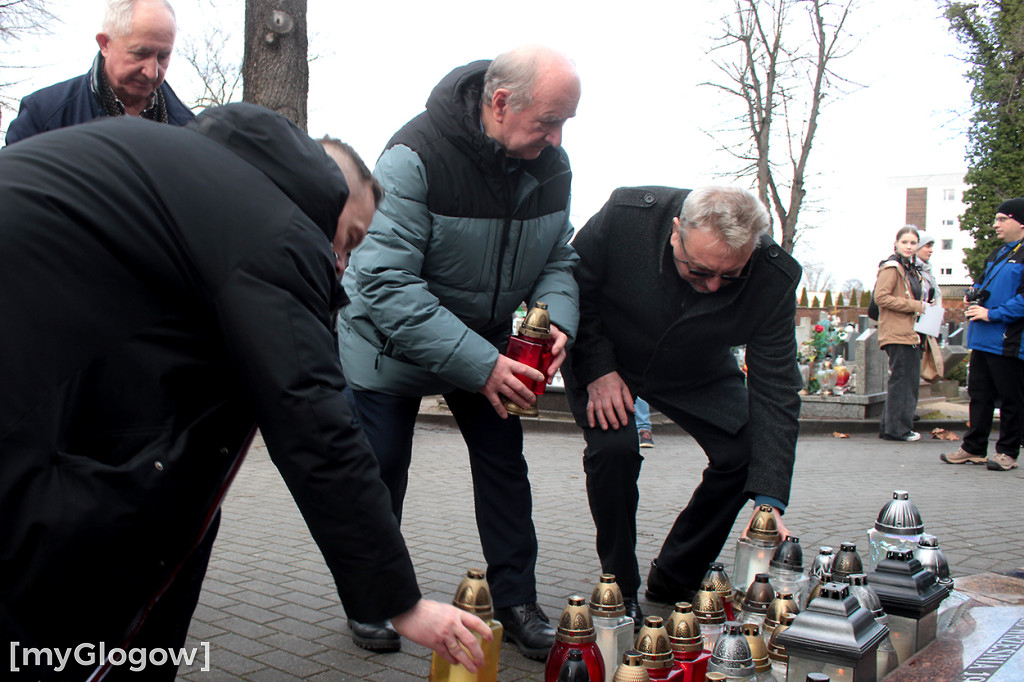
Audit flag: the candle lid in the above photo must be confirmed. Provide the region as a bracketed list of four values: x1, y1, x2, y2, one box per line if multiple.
[452, 568, 493, 619]
[555, 595, 597, 644]
[612, 651, 650, 682]
[693, 580, 726, 624]
[770, 535, 804, 570]
[665, 602, 703, 653]
[635, 616, 674, 669]
[746, 505, 781, 542]
[589, 573, 627, 617]
[874, 490, 924, 534]
[741, 574, 775, 614]
[831, 542, 864, 581]
[519, 302, 551, 339]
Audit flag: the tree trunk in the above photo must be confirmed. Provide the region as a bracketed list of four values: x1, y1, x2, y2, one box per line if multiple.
[243, 0, 307, 130]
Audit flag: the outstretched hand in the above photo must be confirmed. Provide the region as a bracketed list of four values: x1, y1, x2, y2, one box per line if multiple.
[391, 599, 492, 672]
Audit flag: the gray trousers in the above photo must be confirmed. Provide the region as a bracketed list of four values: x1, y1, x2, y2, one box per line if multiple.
[880, 344, 922, 438]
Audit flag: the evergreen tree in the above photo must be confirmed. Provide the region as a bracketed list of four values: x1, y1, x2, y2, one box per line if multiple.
[799, 287, 810, 307]
[860, 290, 870, 307]
[837, 292, 845, 306]
[946, 0, 1024, 280]
[811, 295, 821, 308]
[823, 290, 834, 307]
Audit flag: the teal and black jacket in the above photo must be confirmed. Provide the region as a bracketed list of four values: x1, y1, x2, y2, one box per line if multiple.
[338, 60, 580, 396]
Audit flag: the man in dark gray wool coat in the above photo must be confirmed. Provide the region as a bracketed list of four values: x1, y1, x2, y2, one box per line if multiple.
[564, 185, 803, 628]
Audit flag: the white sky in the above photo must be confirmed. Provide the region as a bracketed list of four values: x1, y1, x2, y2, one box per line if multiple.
[1, 0, 972, 288]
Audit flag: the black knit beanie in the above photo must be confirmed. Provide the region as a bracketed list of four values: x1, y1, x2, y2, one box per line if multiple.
[996, 198, 1024, 221]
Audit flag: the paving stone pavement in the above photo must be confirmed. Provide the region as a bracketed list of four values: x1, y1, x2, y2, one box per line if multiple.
[177, 421, 1023, 681]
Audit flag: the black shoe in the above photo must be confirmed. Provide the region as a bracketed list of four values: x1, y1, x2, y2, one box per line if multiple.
[645, 560, 697, 605]
[623, 596, 644, 632]
[494, 602, 556, 660]
[348, 618, 401, 652]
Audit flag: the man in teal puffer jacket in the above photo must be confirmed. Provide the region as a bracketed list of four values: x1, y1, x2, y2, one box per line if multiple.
[337, 45, 580, 659]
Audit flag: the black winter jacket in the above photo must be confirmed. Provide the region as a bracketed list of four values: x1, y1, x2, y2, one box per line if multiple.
[566, 186, 803, 504]
[0, 105, 418, 665]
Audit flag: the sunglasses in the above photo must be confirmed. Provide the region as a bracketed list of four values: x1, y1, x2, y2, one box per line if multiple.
[673, 235, 751, 282]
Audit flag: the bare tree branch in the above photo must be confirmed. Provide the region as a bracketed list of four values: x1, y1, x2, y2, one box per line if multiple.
[180, 24, 243, 109]
[0, 0, 55, 43]
[704, 0, 856, 254]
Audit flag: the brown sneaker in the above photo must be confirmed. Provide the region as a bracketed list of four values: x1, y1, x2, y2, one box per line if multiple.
[987, 453, 1019, 471]
[940, 448, 986, 465]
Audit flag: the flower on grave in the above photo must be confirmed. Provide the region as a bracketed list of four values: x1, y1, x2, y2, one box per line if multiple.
[801, 324, 842, 363]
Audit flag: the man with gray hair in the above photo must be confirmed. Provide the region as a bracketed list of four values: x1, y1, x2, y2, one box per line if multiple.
[564, 186, 803, 627]
[6, 0, 192, 145]
[337, 45, 581, 658]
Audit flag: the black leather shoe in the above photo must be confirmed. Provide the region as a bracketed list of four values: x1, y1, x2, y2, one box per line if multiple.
[645, 560, 697, 605]
[494, 602, 556, 660]
[623, 596, 644, 632]
[348, 618, 401, 652]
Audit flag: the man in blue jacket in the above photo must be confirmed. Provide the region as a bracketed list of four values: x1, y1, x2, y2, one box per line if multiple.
[5, 0, 193, 145]
[942, 198, 1024, 472]
[337, 45, 581, 659]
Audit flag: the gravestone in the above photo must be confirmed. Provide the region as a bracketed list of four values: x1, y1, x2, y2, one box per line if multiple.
[795, 316, 813, 348]
[855, 327, 888, 395]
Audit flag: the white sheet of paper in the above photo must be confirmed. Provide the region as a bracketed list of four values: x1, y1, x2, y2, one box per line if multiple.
[915, 303, 945, 337]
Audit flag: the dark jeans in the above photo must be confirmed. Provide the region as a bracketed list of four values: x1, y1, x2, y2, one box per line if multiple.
[880, 343, 922, 439]
[564, 384, 751, 598]
[349, 388, 538, 608]
[963, 350, 1024, 459]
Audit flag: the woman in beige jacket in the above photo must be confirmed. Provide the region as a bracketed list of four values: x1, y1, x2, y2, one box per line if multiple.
[874, 226, 929, 441]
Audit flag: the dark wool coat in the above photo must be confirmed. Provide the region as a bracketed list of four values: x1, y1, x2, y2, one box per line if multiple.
[567, 186, 803, 504]
[5, 53, 195, 145]
[0, 105, 418, 662]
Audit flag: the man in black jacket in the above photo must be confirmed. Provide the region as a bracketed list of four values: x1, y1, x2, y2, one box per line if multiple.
[564, 186, 803, 627]
[5, 0, 193, 145]
[0, 104, 488, 681]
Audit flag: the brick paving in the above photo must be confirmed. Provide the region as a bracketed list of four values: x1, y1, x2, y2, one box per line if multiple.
[177, 419, 1023, 680]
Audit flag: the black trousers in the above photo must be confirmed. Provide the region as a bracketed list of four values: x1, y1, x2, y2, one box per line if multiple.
[879, 343, 922, 439]
[349, 388, 539, 608]
[963, 350, 1024, 458]
[565, 383, 751, 598]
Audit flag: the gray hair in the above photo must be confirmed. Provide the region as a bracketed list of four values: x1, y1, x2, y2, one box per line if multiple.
[103, 0, 176, 38]
[482, 48, 540, 111]
[482, 45, 574, 112]
[678, 186, 770, 251]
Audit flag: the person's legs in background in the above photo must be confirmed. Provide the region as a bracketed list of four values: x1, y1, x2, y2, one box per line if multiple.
[635, 396, 654, 448]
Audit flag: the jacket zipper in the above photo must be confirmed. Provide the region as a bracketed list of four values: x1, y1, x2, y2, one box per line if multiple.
[488, 163, 572, 325]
